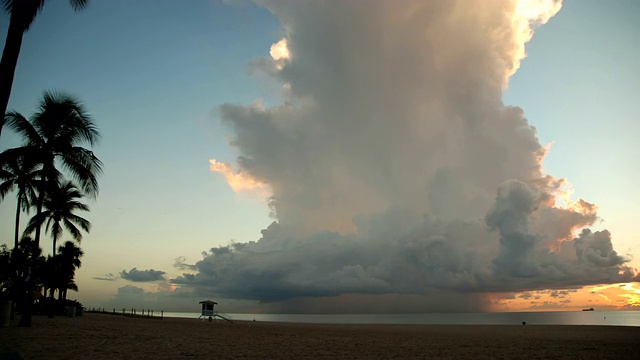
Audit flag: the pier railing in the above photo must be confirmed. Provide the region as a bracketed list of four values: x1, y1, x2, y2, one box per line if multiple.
[85, 307, 164, 320]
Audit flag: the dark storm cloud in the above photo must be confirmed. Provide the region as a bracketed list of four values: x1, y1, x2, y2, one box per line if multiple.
[120, 267, 166, 282]
[174, 256, 197, 271]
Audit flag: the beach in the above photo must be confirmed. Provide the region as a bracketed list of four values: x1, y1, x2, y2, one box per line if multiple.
[1, 313, 638, 359]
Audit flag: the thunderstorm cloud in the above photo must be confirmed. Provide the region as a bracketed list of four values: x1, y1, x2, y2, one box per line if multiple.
[201, 0, 638, 312]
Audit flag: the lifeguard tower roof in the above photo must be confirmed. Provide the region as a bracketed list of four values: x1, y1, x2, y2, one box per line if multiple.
[199, 300, 218, 305]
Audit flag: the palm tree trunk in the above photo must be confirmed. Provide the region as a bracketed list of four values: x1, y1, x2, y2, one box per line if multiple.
[18, 192, 43, 327]
[33, 192, 44, 249]
[0, 10, 26, 141]
[49, 227, 58, 316]
[14, 196, 21, 249]
[10, 200, 21, 320]
[50, 233, 58, 303]
[52, 233, 57, 258]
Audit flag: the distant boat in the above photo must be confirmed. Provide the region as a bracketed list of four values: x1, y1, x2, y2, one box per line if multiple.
[582, 308, 595, 311]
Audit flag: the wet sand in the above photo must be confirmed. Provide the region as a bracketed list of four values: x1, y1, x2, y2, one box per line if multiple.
[1, 313, 638, 359]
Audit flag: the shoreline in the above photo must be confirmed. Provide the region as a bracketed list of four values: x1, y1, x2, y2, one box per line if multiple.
[1, 313, 638, 359]
[158, 309, 640, 327]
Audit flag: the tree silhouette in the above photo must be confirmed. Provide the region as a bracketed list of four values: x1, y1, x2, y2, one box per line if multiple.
[24, 181, 90, 256]
[0, 244, 10, 296]
[55, 241, 83, 301]
[9, 236, 44, 287]
[0, 0, 89, 140]
[3, 90, 102, 253]
[8, 236, 46, 320]
[38, 238, 84, 305]
[2, 90, 100, 327]
[0, 154, 42, 248]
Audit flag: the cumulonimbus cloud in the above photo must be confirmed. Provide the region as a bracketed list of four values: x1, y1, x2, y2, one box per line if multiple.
[198, 0, 638, 312]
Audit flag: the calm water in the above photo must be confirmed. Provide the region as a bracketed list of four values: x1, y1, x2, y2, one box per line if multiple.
[161, 311, 640, 326]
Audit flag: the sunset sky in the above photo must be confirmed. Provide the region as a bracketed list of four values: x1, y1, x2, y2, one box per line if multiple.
[1, 0, 639, 314]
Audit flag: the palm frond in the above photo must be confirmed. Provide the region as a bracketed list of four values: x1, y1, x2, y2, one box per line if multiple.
[1, 0, 12, 13]
[4, 111, 42, 145]
[35, 90, 100, 144]
[44, 215, 55, 235]
[52, 220, 63, 242]
[0, 179, 14, 200]
[2, 0, 45, 31]
[59, 153, 100, 197]
[23, 211, 48, 235]
[67, 282, 78, 292]
[67, 213, 90, 233]
[67, 147, 103, 176]
[63, 218, 83, 241]
[69, 0, 89, 11]
[68, 201, 89, 213]
[0, 152, 43, 208]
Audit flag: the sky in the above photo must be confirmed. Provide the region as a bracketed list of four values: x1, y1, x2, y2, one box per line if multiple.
[0, 0, 639, 314]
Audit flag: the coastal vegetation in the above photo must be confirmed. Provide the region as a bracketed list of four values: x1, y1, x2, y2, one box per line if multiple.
[0, 0, 97, 328]
[0, 90, 101, 326]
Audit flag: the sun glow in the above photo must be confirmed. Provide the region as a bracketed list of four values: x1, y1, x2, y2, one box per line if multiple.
[491, 282, 640, 311]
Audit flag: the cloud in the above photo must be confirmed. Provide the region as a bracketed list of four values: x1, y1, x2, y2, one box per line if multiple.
[209, 158, 270, 196]
[270, 38, 290, 61]
[174, 256, 197, 271]
[120, 267, 166, 282]
[94, 273, 118, 281]
[112, 285, 165, 310]
[117, 285, 145, 296]
[198, 0, 638, 312]
[269, 38, 291, 71]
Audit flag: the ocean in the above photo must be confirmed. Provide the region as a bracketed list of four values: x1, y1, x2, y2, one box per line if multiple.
[160, 310, 640, 326]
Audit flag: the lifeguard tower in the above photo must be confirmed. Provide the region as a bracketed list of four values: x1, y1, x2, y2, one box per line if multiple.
[198, 300, 233, 323]
[199, 300, 217, 321]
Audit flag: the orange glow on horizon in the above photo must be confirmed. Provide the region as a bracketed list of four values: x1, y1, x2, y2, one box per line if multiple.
[489, 282, 640, 312]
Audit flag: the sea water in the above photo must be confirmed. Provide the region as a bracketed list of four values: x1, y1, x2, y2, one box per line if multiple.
[161, 310, 640, 326]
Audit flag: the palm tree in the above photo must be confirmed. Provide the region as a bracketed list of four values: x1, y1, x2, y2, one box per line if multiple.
[55, 241, 83, 301]
[0, 0, 89, 140]
[9, 236, 45, 320]
[2, 90, 100, 327]
[0, 154, 42, 248]
[10, 236, 43, 287]
[3, 90, 102, 251]
[24, 181, 90, 255]
[39, 241, 82, 303]
[40, 254, 59, 301]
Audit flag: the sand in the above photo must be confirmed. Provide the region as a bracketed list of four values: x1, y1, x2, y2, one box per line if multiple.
[1, 313, 638, 359]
